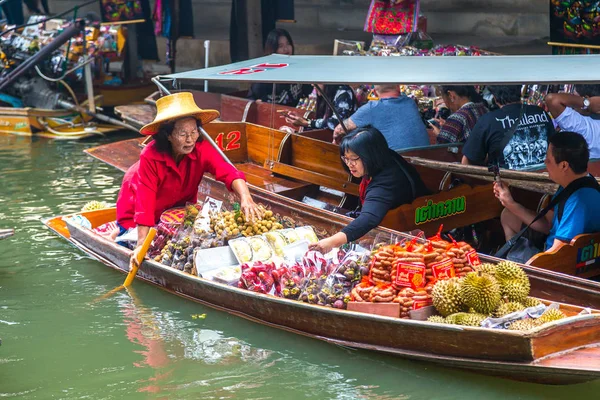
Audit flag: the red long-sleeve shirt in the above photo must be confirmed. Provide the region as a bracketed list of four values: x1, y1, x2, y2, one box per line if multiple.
[116, 140, 245, 229]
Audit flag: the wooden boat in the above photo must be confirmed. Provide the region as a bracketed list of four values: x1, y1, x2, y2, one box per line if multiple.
[84, 121, 506, 237]
[115, 89, 312, 133]
[0, 97, 122, 139]
[42, 177, 600, 385]
[0, 228, 14, 240]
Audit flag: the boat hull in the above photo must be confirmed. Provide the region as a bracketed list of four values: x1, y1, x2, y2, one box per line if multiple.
[48, 213, 600, 385]
[42, 179, 600, 385]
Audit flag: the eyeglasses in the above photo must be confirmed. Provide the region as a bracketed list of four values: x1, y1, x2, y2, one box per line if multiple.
[173, 130, 200, 139]
[341, 156, 361, 166]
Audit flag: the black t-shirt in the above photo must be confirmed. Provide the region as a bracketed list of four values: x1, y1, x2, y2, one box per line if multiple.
[462, 103, 556, 170]
[341, 151, 430, 242]
[247, 83, 313, 107]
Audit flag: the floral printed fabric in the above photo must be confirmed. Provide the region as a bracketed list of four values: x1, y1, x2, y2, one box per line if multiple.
[364, 0, 418, 35]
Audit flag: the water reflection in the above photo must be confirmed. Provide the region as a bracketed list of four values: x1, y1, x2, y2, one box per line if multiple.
[1, 132, 599, 399]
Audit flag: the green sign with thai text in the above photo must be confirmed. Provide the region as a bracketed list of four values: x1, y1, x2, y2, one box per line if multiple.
[415, 196, 466, 225]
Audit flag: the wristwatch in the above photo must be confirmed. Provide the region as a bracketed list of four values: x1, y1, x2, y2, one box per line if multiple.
[582, 97, 590, 111]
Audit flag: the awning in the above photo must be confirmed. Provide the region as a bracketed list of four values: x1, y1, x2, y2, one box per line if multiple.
[158, 54, 600, 85]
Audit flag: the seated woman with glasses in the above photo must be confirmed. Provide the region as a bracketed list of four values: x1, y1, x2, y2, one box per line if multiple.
[309, 127, 429, 254]
[116, 92, 262, 265]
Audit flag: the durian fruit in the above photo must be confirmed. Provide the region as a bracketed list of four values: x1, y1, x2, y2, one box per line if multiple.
[81, 200, 109, 212]
[477, 263, 497, 276]
[427, 315, 447, 324]
[508, 319, 538, 331]
[495, 299, 526, 317]
[445, 312, 487, 327]
[522, 296, 542, 308]
[536, 308, 567, 325]
[431, 278, 464, 317]
[445, 312, 468, 325]
[495, 261, 530, 303]
[460, 272, 501, 315]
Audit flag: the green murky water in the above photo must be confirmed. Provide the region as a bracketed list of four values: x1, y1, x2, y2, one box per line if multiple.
[0, 132, 597, 399]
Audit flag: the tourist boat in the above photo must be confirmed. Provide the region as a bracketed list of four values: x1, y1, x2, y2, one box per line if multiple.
[85, 116, 600, 279]
[84, 121, 503, 237]
[42, 177, 600, 385]
[114, 89, 311, 133]
[0, 228, 14, 240]
[148, 54, 600, 182]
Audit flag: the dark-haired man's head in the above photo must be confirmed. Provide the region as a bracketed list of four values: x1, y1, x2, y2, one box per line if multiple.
[545, 131, 589, 185]
[574, 84, 600, 98]
[487, 85, 522, 106]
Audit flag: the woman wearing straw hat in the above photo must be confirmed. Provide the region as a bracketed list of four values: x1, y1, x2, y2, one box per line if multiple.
[116, 92, 262, 265]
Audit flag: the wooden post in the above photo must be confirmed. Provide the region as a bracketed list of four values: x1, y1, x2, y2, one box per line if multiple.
[246, 0, 263, 59]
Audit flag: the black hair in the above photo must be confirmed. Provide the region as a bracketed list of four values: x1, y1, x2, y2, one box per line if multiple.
[152, 119, 202, 154]
[574, 84, 600, 97]
[548, 131, 589, 174]
[439, 85, 484, 104]
[487, 85, 522, 105]
[263, 28, 294, 55]
[339, 127, 394, 177]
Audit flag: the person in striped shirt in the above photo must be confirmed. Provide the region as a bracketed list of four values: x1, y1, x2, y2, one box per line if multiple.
[432, 85, 489, 144]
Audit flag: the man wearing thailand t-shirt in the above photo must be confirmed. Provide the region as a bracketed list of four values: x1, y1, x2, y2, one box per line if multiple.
[494, 132, 600, 253]
[545, 84, 600, 160]
[333, 84, 429, 151]
[462, 85, 555, 170]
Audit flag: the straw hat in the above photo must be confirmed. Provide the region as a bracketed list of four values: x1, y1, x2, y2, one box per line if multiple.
[140, 92, 220, 135]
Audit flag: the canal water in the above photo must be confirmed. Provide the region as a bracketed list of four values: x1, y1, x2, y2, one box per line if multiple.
[0, 132, 597, 399]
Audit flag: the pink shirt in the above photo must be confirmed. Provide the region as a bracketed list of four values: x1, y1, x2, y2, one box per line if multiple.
[117, 140, 245, 229]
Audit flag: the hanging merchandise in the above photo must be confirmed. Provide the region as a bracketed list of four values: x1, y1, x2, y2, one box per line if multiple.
[155, 0, 194, 72]
[135, 0, 159, 61]
[1, 0, 25, 25]
[549, 0, 600, 48]
[364, 0, 419, 35]
[98, 0, 145, 25]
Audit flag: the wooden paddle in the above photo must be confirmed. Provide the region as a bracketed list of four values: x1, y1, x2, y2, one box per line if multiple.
[124, 227, 157, 287]
[95, 228, 156, 301]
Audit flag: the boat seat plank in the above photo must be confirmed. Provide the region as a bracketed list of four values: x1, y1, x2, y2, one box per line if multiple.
[268, 161, 359, 196]
[236, 163, 313, 194]
[114, 104, 154, 128]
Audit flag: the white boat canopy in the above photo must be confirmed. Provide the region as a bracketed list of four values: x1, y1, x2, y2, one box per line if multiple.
[159, 54, 600, 85]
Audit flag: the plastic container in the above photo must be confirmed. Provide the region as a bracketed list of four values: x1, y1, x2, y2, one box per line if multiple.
[280, 228, 300, 244]
[295, 225, 318, 244]
[263, 231, 287, 256]
[247, 236, 273, 262]
[228, 237, 253, 264]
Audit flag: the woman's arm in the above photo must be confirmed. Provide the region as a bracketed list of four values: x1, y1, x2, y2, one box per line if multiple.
[309, 232, 348, 254]
[231, 178, 262, 222]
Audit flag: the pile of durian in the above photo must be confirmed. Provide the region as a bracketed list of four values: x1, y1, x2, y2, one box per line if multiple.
[427, 261, 567, 330]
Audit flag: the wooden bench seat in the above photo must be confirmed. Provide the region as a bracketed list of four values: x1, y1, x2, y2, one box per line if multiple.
[236, 163, 313, 197]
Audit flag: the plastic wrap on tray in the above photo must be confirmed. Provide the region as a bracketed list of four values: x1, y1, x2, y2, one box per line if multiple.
[229, 237, 253, 264]
[210, 265, 242, 286]
[263, 231, 287, 257]
[280, 228, 300, 244]
[247, 236, 273, 262]
[295, 225, 318, 244]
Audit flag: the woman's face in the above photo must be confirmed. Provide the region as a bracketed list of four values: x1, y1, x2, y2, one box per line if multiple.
[342, 149, 365, 178]
[168, 117, 200, 158]
[276, 36, 293, 55]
